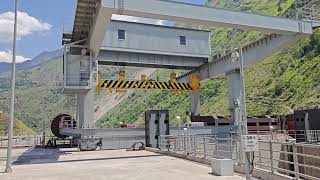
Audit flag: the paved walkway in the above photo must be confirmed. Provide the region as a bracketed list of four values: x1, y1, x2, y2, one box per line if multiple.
[0, 148, 245, 180]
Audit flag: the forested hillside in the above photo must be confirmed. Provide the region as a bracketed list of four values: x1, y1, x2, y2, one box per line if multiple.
[97, 0, 320, 127]
[0, 112, 34, 136]
[0, 58, 73, 132]
[0, 56, 141, 133]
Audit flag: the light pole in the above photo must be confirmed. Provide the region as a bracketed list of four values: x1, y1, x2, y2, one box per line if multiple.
[5, 0, 18, 173]
[239, 46, 251, 180]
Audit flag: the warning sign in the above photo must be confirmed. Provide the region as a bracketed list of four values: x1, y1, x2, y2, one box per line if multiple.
[242, 135, 259, 152]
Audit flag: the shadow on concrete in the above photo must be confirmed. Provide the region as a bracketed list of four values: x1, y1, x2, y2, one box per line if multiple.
[12, 147, 164, 166]
[13, 147, 61, 165]
[25, 154, 164, 165]
[208, 172, 219, 176]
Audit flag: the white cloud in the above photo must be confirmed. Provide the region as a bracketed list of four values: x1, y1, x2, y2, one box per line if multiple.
[0, 11, 52, 43]
[111, 14, 167, 25]
[0, 50, 30, 63]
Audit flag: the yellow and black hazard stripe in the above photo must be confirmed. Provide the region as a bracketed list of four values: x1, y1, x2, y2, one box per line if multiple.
[100, 80, 192, 91]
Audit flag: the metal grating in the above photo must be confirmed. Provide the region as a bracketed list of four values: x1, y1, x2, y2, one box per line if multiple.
[301, 0, 320, 23]
[63, 0, 98, 45]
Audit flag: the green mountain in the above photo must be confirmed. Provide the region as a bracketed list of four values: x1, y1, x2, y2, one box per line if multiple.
[97, 0, 320, 127]
[0, 112, 34, 136]
[0, 55, 142, 133]
[0, 58, 73, 132]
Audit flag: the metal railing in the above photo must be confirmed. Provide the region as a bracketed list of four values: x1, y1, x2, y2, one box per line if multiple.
[159, 134, 237, 160]
[0, 135, 41, 149]
[64, 75, 92, 87]
[247, 130, 320, 143]
[301, 0, 320, 23]
[159, 133, 320, 180]
[302, 6, 320, 22]
[252, 141, 320, 180]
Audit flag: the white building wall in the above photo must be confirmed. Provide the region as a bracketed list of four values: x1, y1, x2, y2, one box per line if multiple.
[101, 20, 211, 58]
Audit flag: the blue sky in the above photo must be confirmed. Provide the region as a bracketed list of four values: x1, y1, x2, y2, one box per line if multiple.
[0, 0, 207, 63]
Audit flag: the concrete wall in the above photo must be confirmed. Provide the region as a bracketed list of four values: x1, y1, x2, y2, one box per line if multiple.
[299, 146, 320, 178]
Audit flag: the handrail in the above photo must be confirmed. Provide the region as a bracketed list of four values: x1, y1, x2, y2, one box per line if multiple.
[159, 134, 320, 180]
[0, 135, 41, 149]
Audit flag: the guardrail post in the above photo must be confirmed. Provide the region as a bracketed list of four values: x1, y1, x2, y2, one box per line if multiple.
[235, 138, 238, 162]
[174, 137, 177, 152]
[179, 135, 182, 151]
[258, 142, 262, 168]
[269, 141, 274, 173]
[39, 136, 42, 146]
[34, 134, 37, 146]
[193, 136, 197, 156]
[292, 143, 299, 179]
[184, 135, 187, 154]
[203, 135, 206, 158]
[214, 135, 218, 158]
[189, 135, 192, 153]
[229, 138, 233, 160]
[178, 135, 180, 151]
[162, 136, 164, 151]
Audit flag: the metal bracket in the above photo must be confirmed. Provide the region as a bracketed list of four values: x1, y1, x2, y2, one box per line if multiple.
[118, 0, 125, 14]
[65, 39, 88, 47]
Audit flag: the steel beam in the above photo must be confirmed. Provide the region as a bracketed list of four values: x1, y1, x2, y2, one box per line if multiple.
[87, 0, 315, 58]
[177, 34, 302, 82]
[88, 2, 113, 57]
[102, 0, 313, 35]
[97, 50, 208, 70]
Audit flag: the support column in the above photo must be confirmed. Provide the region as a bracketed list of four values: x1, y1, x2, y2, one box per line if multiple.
[190, 91, 200, 116]
[226, 68, 244, 166]
[75, 94, 80, 123]
[79, 88, 95, 129]
[226, 69, 241, 128]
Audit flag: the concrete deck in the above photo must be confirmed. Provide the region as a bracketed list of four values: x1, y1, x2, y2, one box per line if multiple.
[0, 148, 245, 180]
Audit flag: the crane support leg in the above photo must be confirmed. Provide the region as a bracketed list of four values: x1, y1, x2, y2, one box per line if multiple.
[226, 69, 241, 127]
[190, 91, 200, 116]
[79, 89, 95, 129]
[226, 69, 246, 166]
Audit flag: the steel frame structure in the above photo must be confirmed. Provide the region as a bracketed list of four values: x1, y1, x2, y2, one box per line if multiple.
[62, 2, 318, 168]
